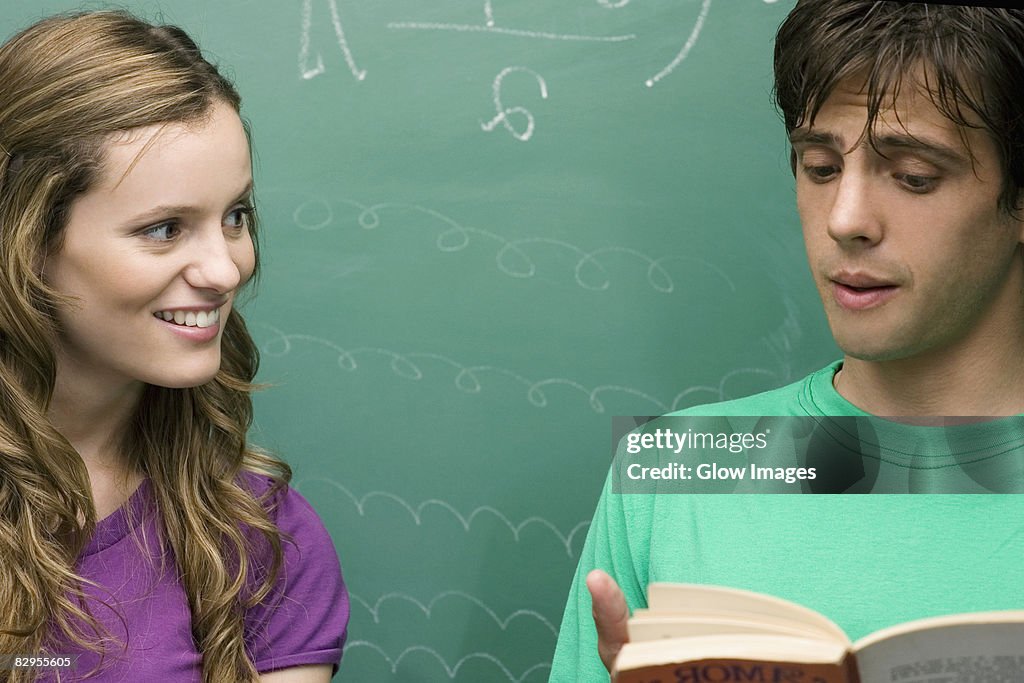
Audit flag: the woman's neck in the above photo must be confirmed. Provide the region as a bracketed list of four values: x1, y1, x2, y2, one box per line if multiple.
[48, 362, 145, 517]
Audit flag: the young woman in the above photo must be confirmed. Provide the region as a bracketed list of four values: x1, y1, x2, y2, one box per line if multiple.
[0, 11, 348, 682]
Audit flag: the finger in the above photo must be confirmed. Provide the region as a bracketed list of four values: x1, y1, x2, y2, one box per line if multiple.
[586, 569, 630, 672]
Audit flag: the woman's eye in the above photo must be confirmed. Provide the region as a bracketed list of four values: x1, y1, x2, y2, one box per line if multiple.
[142, 222, 179, 241]
[226, 205, 253, 229]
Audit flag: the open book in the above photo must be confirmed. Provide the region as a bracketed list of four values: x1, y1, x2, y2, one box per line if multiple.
[612, 583, 1024, 683]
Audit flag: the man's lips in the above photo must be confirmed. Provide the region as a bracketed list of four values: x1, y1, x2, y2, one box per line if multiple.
[830, 271, 897, 289]
[830, 278, 899, 310]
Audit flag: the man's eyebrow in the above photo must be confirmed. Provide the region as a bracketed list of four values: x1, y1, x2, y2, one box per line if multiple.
[789, 129, 969, 167]
[870, 134, 970, 167]
[788, 129, 843, 148]
[124, 180, 254, 225]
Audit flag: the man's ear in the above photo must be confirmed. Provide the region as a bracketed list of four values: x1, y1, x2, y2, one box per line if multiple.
[1016, 192, 1024, 244]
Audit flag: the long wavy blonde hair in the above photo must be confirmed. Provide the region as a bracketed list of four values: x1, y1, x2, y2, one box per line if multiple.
[0, 11, 290, 682]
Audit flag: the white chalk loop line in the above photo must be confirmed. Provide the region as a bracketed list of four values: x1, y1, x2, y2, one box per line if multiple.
[350, 591, 557, 637]
[295, 476, 591, 558]
[290, 199, 736, 294]
[257, 325, 674, 414]
[342, 641, 550, 682]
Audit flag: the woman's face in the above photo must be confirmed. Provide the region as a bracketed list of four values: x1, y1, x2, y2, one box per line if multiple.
[44, 101, 256, 395]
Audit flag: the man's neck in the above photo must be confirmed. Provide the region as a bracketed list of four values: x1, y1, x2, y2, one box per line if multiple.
[835, 344, 1024, 417]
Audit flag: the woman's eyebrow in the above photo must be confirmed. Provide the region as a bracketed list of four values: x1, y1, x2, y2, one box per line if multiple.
[233, 180, 253, 202]
[123, 203, 202, 225]
[123, 180, 254, 225]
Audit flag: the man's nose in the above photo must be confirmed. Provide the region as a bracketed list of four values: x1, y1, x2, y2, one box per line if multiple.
[827, 168, 884, 246]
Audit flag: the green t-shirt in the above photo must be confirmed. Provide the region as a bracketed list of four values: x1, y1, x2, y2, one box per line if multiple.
[549, 361, 1024, 681]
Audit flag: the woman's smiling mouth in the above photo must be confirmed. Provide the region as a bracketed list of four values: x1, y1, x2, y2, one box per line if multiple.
[154, 308, 221, 329]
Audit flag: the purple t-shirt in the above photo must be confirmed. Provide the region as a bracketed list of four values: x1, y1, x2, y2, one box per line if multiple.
[44, 474, 348, 681]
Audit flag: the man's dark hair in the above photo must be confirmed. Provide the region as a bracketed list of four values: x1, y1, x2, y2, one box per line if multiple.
[774, 1, 1024, 216]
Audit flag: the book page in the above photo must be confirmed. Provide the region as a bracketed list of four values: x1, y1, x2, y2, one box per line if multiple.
[614, 658, 852, 683]
[628, 614, 829, 641]
[855, 620, 1024, 683]
[612, 636, 853, 683]
[646, 583, 849, 643]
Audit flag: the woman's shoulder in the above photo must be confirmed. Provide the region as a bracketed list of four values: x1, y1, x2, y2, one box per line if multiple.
[237, 470, 350, 674]
[236, 470, 330, 540]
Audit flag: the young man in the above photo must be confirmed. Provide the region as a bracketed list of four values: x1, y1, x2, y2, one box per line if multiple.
[549, 2, 1024, 679]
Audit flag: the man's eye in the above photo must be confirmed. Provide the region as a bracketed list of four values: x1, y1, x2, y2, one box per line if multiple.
[142, 222, 179, 241]
[896, 173, 938, 193]
[802, 165, 838, 182]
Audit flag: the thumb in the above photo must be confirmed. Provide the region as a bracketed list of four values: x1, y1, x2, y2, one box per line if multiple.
[586, 569, 630, 673]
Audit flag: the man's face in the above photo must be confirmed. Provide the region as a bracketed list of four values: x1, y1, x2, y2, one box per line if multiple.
[792, 71, 1024, 364]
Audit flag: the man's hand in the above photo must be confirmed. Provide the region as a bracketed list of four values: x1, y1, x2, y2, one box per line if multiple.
[586, 569, 630, 673]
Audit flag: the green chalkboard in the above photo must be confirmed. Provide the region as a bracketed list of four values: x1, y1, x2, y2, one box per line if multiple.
[1, 1, 840, 680]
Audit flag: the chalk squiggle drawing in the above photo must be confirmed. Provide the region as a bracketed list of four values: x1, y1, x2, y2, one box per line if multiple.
[646, 0, 712, 88]
[350, 591, 558, 637]
[259, 325, 777, 413]
[294, 476, 590, 557]
[670, 367, 781, 410]
[258, 322, 782, 418]
[298, 0, 366, 81]
[343, 641, 550, 682]
[481, 66, 549, 142]
[290, 199, 737, 294]
[258, 325, 673, 414]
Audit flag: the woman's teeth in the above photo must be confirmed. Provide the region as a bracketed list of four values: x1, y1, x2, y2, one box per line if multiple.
[154, 309, 220, 328]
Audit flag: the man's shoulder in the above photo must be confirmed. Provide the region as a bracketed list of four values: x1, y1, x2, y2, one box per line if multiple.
[667, 361, 841, 417]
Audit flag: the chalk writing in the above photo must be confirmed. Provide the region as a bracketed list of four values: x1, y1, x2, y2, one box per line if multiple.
[350, 591, 558, 637]
[343, 642, 550, 682]
[480, 67, 549, 142]
[672, 367, 781, 411]
[299, 0, 366, 81]
[646, 0, 712, 87]
[257, 325, 673, 414]
[388, 1, 635, 43]
[387, 21, 635, 43]
[292, 199, 737, 294]
[763, 296, 802, 382]
[295, 475, 591, 557]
